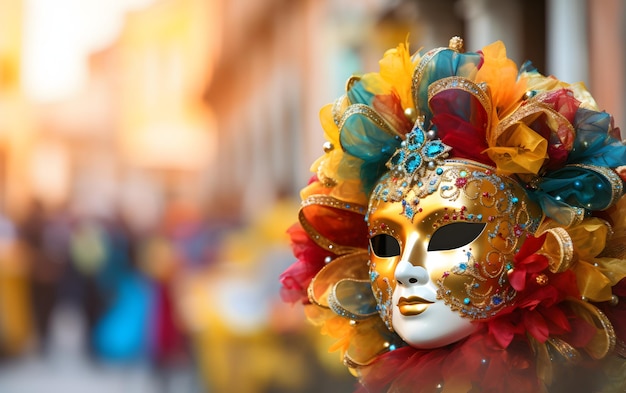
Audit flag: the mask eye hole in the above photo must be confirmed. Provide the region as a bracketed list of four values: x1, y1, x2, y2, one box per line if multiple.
[370, 234, 401, 257]
[427, 222, 486, 251]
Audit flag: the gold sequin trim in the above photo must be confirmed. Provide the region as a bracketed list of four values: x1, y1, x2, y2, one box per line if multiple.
[547, 337, 581, 364]
[591, 305, 617, 358]
[538, 227, 574, 273]
[344, 353, 376, 368]
[345, 75, 361, 92]
[302, 195, 367, 214]
[411, 47, 446, 111]
[307, 251, 369, 309]
[332, 95, 350, 127]
[307, 283, 329, 309]
[328, 278, 379, 320]
[568, 299, 616, 359]
[615, 339, 626, 359]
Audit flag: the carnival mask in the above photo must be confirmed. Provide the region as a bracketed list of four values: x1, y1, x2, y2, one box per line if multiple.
[367, 143, 544, 348]
[281, 37, 626, 392]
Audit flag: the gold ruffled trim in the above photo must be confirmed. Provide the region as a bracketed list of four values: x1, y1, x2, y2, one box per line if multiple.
[615, 339, 626, 359]
[570, 207, 586, 227]
[537, 227, 574, 273]
[307, 251, 370, 309]
[411, 47, 446, 111]
[328, 278, 379, 320]
[567, 298, 616, 360]
[547, 337, 581, 364]
[343, 349, 386, 368]
[307, 281, 329, 309]
[301, 195, 367, 214]
[299, 195, 367, 256]
[494, 100, 575, 146]
[427, 76, 492, 132]
[332, 95, 350, 127]
[345, 75, 361, 92]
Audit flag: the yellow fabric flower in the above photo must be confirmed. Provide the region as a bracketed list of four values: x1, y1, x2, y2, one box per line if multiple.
[378, 40, 419, 110]
[485, 120, 548, 174]
[566, 218, 625, 301]
[475, 41, 527, 120]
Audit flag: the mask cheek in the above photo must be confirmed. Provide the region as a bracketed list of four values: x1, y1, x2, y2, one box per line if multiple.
[369, 255, 399, 328]
[426, 249, 471, 301]
[436, 244, 514, 315]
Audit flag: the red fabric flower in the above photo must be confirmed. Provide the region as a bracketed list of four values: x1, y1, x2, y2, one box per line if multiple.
[488, 234, 584, 347]
[279, 223, 330, 303]
[507, 233, 548, 292]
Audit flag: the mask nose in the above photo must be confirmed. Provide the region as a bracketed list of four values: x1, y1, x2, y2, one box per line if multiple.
[395, 259, 429, 286]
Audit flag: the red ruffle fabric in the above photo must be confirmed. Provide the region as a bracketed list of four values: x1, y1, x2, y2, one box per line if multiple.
[430, 89, 494, 167]
[357, 328, 541, 393]
[279, 223, 329, 303]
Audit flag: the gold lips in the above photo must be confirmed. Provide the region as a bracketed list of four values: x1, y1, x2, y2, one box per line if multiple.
[397, 296, 434, 316]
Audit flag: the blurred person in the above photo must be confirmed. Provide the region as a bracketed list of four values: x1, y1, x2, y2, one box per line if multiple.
[0, 212, 33, 359]
[17, 199, 66, 354]
[135, 200, 204, 392]
[67, 215, 109, 356]
[71, 213, 156, 363]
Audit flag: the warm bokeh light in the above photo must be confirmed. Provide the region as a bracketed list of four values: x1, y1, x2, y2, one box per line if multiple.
[21, 0, 156, 101]
[28, 140, 70, 205]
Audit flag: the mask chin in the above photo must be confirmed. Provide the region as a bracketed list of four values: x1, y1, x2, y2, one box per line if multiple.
[391, 275, 477, 348]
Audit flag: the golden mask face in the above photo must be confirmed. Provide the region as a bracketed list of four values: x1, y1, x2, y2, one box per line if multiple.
[367, 161, 543, 346]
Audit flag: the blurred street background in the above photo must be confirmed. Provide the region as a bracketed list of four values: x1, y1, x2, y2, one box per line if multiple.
[0, 0, 624, 392]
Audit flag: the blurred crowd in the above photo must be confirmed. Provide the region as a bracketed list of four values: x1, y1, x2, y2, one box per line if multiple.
[0, 197, 222, 373]
[0, 196, 356, 392]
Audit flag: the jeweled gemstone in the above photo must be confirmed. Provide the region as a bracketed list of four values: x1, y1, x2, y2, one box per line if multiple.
[390, 150, 404, 166]
[410, 129, 425, 147]
[404, 155, 421, 173]
[425, 141, 445, 157]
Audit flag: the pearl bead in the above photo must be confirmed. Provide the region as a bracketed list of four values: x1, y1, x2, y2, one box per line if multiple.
[323, 141, 334, 153]
[426, 130, 437, 140]
[404, 107, 417, 122]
